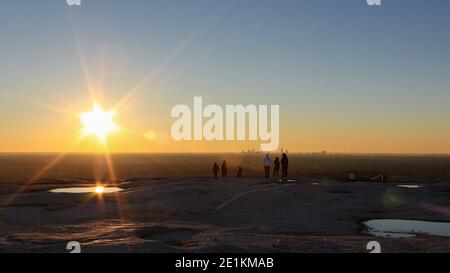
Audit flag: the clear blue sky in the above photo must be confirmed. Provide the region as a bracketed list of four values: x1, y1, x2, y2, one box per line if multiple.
[1, 0, 450, 153]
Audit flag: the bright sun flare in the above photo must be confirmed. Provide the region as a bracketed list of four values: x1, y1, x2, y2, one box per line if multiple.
[81, 104, 117, 141]
[95, 186, 105, 194]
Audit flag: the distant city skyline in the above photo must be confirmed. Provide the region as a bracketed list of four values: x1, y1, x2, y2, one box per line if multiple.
[1, 0, 450, 153]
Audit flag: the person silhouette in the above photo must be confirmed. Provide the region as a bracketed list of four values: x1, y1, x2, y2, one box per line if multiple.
[212, 163, 220, 179]
[221, 160, 228, 178]
[273, 157, 280, 177]
[281, 153, 289, 178]
[236, 166, 243, 178]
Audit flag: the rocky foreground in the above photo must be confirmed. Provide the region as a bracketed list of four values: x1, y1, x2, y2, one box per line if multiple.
[0, 178, 449, 253]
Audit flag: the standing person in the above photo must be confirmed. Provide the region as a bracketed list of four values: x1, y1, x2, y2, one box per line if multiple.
[236, 166, 243, 178]
[221, 160, 228, 178]
[263, 154, 273, 178]
[212, 163, 220, 179]
[273, 157, 280, 177]
[281, 153, 289, 178]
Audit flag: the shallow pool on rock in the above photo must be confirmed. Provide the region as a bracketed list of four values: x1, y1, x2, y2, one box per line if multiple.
[50, 187, 123, 194]
[397, 184, 422, 189]
[363, 219, 450, 238]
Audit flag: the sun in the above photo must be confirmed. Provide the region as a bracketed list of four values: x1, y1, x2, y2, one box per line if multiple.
[80, 104, 117, 141]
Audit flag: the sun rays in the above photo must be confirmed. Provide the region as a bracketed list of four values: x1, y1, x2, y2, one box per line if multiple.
[0, 13, 199, 222]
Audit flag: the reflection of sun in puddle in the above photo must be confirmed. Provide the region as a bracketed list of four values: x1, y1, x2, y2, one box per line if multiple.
[364, 219, 450, 238]
[95, 186, 105, 193]
[50, 187, 123, 194]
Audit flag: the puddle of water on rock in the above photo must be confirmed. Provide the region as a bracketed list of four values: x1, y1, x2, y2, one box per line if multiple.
[50, 187, 123, 194]
[364, 219, 450, 238]
[397, 184, 422, 189]
[277, 179, 296, 183]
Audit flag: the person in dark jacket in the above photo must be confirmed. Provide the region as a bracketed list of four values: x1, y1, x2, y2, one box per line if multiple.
[212, 163, 220, 179]
[236, 166, 243, 178]
[273, 157, 280, 177]
[221, 160, 228, 178]
[281, 153, 289, 178]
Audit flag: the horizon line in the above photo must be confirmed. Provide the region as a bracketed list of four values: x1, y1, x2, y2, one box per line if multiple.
[1, 151, 450, 156]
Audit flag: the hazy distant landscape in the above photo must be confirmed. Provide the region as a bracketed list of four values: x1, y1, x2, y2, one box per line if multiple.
[1, 153, 449, 183]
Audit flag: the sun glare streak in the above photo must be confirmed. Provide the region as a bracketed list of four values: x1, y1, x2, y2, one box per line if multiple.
[0, 90, 77, 117]
[1, 135, 86, 208]
[109, 10, 230, 114]
[70, 17, 97, 103]
[111, 35, 194, 114]
[102, 142, 127, 223]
